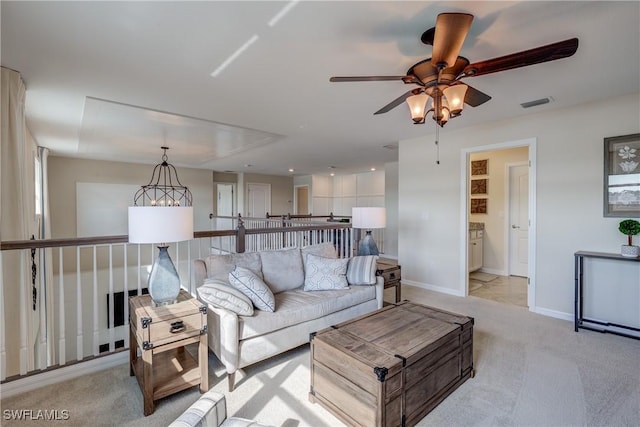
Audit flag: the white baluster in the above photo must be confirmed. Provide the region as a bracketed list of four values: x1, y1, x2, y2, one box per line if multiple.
[108, 245, 114, 353]
[137, 244, 142, 295]
[20, 253, 28, 374]
[92, 246, 99, 357]
[124, 244, 129, 349]
[38, 248, 47, 369]
[0, 252, 6, 380]
[76, 247, 83, 361]
[58, 247, 65, 366]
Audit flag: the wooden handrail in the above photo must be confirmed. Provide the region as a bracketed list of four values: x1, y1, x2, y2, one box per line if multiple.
[0, 224, 351, 251]
[0, 229, 239, 251]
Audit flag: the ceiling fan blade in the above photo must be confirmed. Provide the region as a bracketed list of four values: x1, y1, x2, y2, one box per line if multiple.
[330, 76, 407, 82]
[463, 38, 579, 77]
[463, 85, 492, 107]
[431, 13, 474, 68]
[374, 90, 419, 115]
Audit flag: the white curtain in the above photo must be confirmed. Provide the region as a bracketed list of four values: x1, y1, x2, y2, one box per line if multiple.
[1, 67, 38, 378]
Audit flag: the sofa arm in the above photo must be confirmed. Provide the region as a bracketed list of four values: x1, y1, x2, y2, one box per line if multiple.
[193, 259, 208, 288]
[170, 390, 227, 427]
[207, 306, 240, 374]
[374, 276, 384, 309]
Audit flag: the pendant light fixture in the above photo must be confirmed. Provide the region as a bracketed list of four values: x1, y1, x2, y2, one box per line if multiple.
[128, 147, 194, 306]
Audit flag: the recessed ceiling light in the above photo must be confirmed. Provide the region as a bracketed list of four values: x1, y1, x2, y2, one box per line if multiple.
[370, 168, 376, 171]
[288, 168, 294, 173]
[330, 173, 335, 177]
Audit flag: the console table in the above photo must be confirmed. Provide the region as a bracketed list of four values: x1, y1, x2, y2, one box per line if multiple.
[574, 251, 640, 340]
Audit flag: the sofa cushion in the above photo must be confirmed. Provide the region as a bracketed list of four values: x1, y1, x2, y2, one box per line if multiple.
[205, 252, 263, 284]
[238, 285, 376, 340]
[197, 279, 254, 316]
[346, 255, 379, 285]
[303, 254, 349, 291]
[229, 266, 275, 312]
[259, 248, 304, 293]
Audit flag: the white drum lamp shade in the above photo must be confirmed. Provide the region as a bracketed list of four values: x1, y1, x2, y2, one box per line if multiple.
[128, 206, 194, 306]
[128, 206, 194, 244]
[352, 207, 386, 256]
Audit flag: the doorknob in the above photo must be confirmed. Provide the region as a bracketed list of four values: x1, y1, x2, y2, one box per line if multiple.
[512, 225, 520, 229]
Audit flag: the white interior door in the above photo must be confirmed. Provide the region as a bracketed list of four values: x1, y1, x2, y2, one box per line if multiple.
[509, 164, 529, 277]
[216, 183, 235, 230]
[217, 184, 234, 216]
[247, 183, 271, 218]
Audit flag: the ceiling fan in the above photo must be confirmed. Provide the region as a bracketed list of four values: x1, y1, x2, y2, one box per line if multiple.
[330, 13, 579, 127]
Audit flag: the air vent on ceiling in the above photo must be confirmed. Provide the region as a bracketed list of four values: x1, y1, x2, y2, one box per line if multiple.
[520, 96, 554, 109]
[383, 143, 398, 150]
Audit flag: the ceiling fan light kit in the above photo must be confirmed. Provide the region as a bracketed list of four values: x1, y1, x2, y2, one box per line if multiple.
[330, 12, 578, 128]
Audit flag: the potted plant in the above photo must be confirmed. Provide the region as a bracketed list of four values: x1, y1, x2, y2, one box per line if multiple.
[618, 219, 640, 257]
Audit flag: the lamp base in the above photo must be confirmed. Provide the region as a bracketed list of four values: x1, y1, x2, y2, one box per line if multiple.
[148, 246, 181, 306]
[358, 231, 380, 256]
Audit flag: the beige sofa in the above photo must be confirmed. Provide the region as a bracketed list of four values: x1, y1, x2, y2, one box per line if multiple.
[192, 243, 384, 391]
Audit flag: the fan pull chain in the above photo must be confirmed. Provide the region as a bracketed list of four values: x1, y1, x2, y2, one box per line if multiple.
[435, 124, 440, 165]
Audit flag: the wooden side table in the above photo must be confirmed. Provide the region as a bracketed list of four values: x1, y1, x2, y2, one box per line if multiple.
[376, 259, 401, 303]
[129, 290, 208, 416]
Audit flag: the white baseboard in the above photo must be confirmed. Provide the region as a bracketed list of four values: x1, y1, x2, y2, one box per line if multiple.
[0, 351, 128, 399]
[402, 280, 465, 297]
[531, 306, 573, 322]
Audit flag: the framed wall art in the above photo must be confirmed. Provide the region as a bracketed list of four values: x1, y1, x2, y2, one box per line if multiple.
[604, 133, 640, 217]
[470, 198, 487, 214]
[471, 159, 488, 176]
[470, 178, 487, 195]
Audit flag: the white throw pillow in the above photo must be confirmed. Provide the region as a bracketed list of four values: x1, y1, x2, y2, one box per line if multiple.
[303, 253, 350, 291]
[197, 279, 254, 316]
[346, 255, 379, 285]
[229, 266, 275, 312]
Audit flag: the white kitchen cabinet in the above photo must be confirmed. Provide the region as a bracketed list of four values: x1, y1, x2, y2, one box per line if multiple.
[469, 230, 484, 272]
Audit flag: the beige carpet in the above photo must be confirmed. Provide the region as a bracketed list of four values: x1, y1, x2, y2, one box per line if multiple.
[2, 285, 639, 426]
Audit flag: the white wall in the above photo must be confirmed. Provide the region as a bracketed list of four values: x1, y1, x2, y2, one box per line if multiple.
[399, 93, 640, 318]
[331, 170, 385, 215]
[385, 162, 399, 258]
[311, 175, 331, 215]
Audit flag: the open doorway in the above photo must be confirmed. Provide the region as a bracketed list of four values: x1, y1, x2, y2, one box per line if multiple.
[294, 185, 310, 215]
[462, 139, 537, 311]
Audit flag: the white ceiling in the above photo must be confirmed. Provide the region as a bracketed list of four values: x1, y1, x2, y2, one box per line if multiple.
[2, 1, 639, 176]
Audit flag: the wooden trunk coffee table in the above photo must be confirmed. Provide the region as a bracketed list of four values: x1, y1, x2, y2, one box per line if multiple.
[309, 302, 474, 427]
